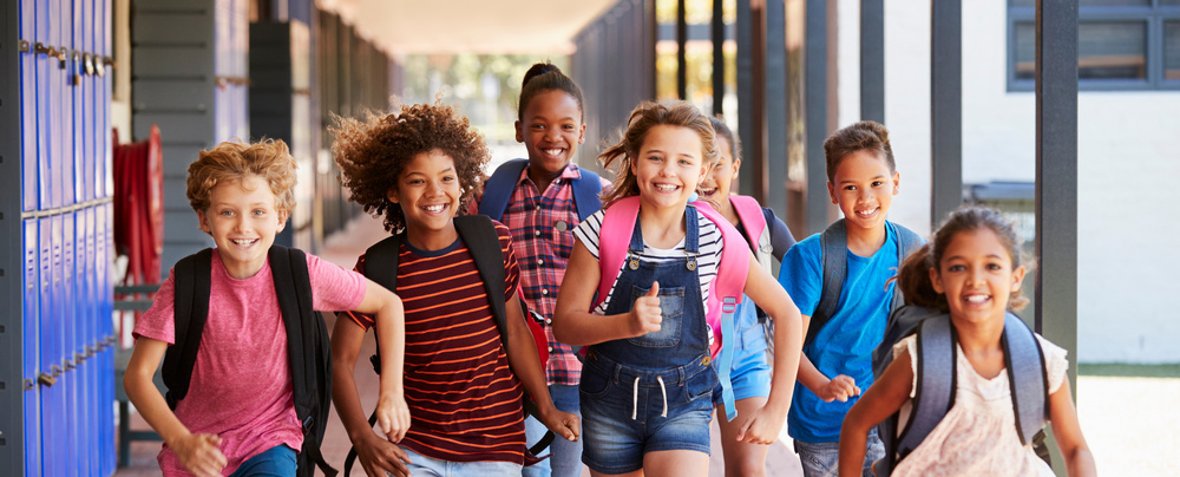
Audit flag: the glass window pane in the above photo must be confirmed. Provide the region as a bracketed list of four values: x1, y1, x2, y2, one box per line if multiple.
[1014, 22, 1036, 81]
[1078, 21, 1146, 80]
[1167, 22, 1180, 81]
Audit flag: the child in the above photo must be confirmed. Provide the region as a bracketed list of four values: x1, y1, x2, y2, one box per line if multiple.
[553, 101, 804, 477]
[330, 103, 580, 477]
[839, 207, 1095, 476]
[123, 140, 409, 476]
[776, 121, 919, 477]
[697, 117, 796, 476]
[476, 62, 604, 477]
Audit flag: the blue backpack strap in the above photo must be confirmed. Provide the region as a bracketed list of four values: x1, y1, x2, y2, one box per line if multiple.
[478, 159, 530, 220]
[571, 166, 603, 221]
[896, 316, 957, 460]
[1003, 313, 1049, 445]
[808, 219, 848, 345]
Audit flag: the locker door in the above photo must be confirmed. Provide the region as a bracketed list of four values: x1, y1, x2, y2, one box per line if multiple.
[36, 0, 52, 210]
[62, 211, 80, 477]
[39, 215, 62, 477]
[83, 206, 101, 476]
[79, 0, 93, 203]
[49, 0, 64, 210]
[23, 219, 41, 477]
[21, 0, 39, 211]
[60, 0, 75, 209]
[99, 202, 116, 477]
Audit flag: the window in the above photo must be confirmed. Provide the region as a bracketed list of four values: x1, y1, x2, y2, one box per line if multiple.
[1008, 0, 1180, 90]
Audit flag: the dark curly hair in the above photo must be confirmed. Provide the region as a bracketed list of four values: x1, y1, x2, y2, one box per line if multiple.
[822, 120, 895, 183]
[331, 103, 490, 232]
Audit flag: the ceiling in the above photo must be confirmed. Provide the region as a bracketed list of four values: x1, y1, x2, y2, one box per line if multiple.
[316, 0, 619, 55]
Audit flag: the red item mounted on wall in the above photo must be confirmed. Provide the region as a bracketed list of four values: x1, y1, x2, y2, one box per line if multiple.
[113, 125, 164, 285]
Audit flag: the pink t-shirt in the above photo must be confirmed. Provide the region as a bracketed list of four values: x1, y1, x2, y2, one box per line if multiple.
[133, 250, 366, 476]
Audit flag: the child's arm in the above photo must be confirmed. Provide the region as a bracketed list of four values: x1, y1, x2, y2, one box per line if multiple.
[123, 338, 227, 477]
[798, 349, 862, 402]
[1048, 379, 1097, 476]
[350, 280, 409, 443]
[502, 293, 580, 441]
[838, 351, 914, 477]
[734, 254, 804, 444]
[553, 242, 662, 346]
[330, 316, 411, 477]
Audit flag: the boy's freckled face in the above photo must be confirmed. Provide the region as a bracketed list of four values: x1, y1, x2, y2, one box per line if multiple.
[389, 149, 462, 236]
[827, 149, 899, 233]
[197, 175, 286, 278]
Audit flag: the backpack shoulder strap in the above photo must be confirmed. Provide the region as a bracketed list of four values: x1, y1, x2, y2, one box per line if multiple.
[1002, 313, 1049, 445]
[896, 315, 957, 460]
[887, 221, 925, 312]
[162, 248, 213, 409]
[478, 159, 530, 221]
[454, 215, 511, 349]
[363, 234, 403, 293]
[571, 166, 604, 221]
[729, 195, 767, 253]
[808, 219, 849, 345]
[594, 197, 641, 310]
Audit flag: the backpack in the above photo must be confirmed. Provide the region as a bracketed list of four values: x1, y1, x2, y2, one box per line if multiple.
[805, 219, 923, 346]
[165, 247, 336, 477]
[342, 215, 554, 475]
[593, 196, 750, 421]
[872, 309, 1049, 476]
[729, 195, 775, 275]
[478, 158, 603, 221]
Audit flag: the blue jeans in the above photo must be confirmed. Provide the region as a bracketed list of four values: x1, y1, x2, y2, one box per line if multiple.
[523, 384, 585, 477]
[793, 429, 884, 477]
[229, 445, 296, 477]
[402, 446, 522, 477]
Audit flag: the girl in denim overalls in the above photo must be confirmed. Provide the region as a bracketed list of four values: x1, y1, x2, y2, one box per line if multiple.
[554, 101, 805, 477]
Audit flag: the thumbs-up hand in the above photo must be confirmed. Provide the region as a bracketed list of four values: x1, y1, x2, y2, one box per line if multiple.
[630, 282, 663, 337]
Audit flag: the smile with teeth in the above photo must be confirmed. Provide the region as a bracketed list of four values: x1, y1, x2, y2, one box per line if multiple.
[422, 204, 448, 213]
[542, 148, 564, 157]
[231, 238, 258, 246]
[699, 187, 717, 195]
[964, 294, 991, 304]
[855, 207, 879, 218]
[654, 183, 680, 192]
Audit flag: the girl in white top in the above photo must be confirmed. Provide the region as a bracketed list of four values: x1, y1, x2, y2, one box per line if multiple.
[838, 206, 1095, 477]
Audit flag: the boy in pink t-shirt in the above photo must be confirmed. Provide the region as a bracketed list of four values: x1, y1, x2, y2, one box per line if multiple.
[124, 140, 409, 476]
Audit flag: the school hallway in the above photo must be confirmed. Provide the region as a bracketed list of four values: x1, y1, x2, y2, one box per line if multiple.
[112, 213, 805, 476]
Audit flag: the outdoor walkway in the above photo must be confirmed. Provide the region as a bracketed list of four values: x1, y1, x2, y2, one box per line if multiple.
[117, 214, 1180, 476]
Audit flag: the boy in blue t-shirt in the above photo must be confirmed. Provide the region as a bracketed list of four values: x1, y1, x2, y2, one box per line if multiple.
[777, 121, 910, 477]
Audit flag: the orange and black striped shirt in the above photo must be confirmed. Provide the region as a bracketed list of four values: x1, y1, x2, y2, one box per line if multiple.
[347, 223, 525, 464]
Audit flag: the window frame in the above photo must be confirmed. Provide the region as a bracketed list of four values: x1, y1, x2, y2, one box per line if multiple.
[1007, 1, 1180, 92]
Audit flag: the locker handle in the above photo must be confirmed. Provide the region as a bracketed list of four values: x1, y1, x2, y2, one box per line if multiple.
[24, 379, 36, 391]
[84, 54, 95, 76]
[50, 364, 63, 377]
[75, 352, 87, 365]
[38, 372, 56, 388]
[34, 42, 51, 56]
[19, 40, 30, 53]
[64, 358, 76, 371]
[96, 60, 107, 78]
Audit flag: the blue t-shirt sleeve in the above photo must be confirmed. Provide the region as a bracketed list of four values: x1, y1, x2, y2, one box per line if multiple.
[764, 207, 796, 261]
[778, 235, 822, 316]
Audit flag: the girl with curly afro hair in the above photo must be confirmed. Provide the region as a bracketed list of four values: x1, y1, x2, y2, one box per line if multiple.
[331, 103, 580, 477]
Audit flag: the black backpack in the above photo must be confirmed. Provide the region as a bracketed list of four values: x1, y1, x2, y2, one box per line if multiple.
[342, 215, 553, 475]
[871, 308, 1049, 476]
[164, 246, 337, 477]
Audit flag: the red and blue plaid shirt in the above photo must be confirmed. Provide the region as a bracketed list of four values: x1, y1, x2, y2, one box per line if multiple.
[495, 163, 606, 385]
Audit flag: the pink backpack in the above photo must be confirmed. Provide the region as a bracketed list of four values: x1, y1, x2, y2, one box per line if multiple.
[593, 196, 751, 420]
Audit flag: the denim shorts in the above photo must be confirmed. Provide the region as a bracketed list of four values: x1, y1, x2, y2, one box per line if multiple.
[579, 353, 716, 474]
[793, 428, 884, 477]
[715, 318, 772, 405]
[400, 446, 522, 477]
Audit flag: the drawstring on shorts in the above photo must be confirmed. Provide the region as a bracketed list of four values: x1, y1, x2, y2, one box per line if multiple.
[630, 375, 670, 420]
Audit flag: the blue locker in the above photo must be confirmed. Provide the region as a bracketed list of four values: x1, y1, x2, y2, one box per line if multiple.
[60, 0, 75, 208]
[23, 219, 42, 477]
[84, 206, 102, 477]
[63, 212, 80, 477]
[20, 0, 39, 212]
[39, 215, 61, 477]
[79, 0, 93, 203]
[49, 0, 64, 210]
[36, 0, 52, 210]
[78, 208, 97, 477]
[101, 202, 117, 477]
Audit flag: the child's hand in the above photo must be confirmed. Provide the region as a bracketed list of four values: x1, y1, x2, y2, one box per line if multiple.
[356, 431, 412, 477]
[171, 433, 227, 477]
[629, 282, 663, 337]
[538, 407, 581, 442]
[817, 375, 861, 402]
[735, 405, 788, 445]
[376, 392, 412, 443]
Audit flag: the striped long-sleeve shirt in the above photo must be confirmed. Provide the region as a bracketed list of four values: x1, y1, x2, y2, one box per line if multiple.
[346, 223, 526, 464]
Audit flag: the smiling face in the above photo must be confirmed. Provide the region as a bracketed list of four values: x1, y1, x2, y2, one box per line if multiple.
[930, 228, 1027, 325]
[516, 89, 586, 176]
[827, 149, 900, 233]
[388, 149, 461, 245]
[631, 125, 708, 211]
[197, 175, 287, 278]
[697, 135, 739, 208]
